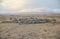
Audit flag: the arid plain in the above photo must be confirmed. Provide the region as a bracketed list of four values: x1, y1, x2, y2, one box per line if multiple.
[0, 14, 60, 39]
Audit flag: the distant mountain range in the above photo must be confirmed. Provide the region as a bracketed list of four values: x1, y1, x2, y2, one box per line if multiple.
[0, 12, 60, 16]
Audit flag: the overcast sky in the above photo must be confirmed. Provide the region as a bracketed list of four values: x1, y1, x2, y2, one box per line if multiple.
[0, 0, 60, 14]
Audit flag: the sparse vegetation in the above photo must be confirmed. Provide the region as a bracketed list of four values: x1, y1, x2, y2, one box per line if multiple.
[0, 17, 60, 24]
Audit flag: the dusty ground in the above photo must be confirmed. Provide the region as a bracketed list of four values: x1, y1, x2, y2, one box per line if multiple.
[0, 15, 60, 39]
